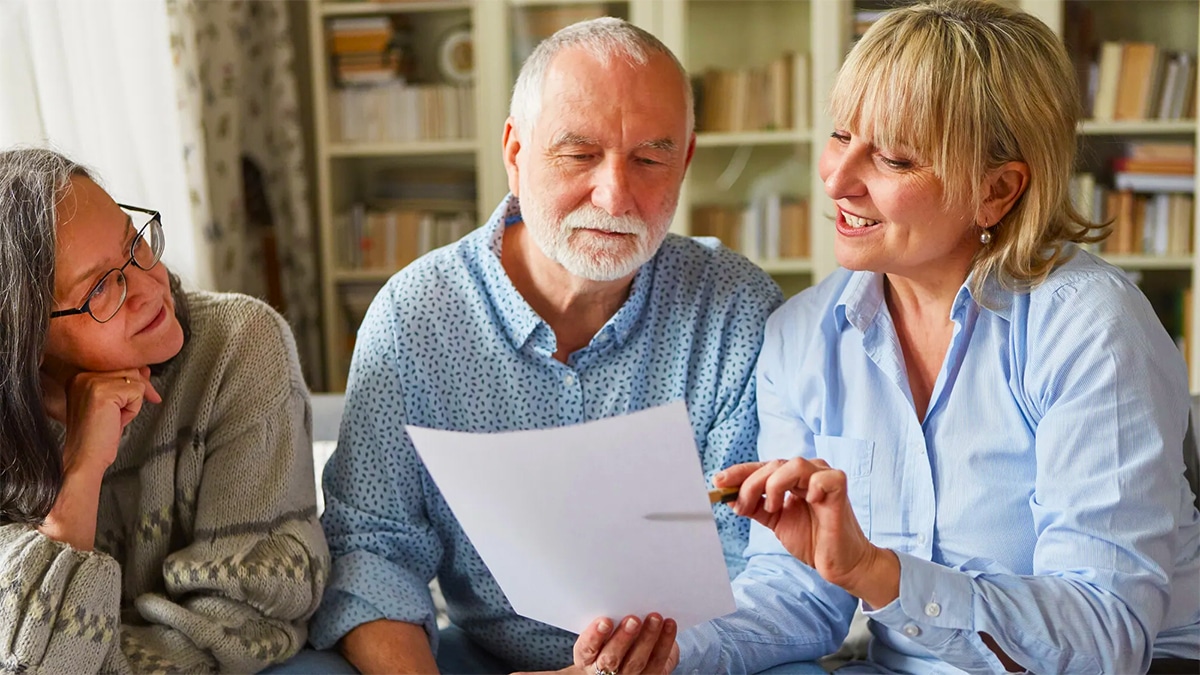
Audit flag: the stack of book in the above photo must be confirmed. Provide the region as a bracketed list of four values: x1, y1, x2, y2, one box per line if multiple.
[1069, 143, 1195, 256]
[337, 203, 476, 272]
[691, 194, 809, 261]
[337, 168, 477, 271]
[330, 82, 475, 142]
[693, 52, 809, 133]
[1088, 42, 1196, 121]
[325, 16, 407, 86]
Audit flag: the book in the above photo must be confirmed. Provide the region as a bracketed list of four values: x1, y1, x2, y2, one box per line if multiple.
[1114, 42, 1158, 121]
[1092, 41, 1124, 121]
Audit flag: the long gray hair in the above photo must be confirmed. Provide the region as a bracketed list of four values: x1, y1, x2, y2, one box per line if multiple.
[0, 147, 189, 524]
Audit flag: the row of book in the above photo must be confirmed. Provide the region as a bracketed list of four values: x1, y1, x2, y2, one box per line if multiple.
[329, 82, 475, 143]
[690, 195, 810, 261]
[693, 52, 809, 134]
[336, 202, 477, 271]
[325, 16, 411, 86]
[1070, 178, 1193, 257]
[1087, 42, 1196, 122]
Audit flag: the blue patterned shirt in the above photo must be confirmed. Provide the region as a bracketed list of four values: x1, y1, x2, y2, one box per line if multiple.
[677, 249, 1200, 674]
[311, 194, 783, 670]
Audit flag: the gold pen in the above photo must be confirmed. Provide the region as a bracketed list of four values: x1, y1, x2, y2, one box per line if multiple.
[708, 486, 740, 504]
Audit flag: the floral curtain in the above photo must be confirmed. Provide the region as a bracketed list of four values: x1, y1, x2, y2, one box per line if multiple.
[167, 0, 324, 389]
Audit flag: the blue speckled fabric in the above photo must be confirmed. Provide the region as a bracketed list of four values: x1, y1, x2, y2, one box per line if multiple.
[311, 194, 783, 671]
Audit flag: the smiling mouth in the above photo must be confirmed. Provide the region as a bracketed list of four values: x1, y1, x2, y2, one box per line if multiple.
[137, 306, 167, 335]
[842, 212, 881, 229]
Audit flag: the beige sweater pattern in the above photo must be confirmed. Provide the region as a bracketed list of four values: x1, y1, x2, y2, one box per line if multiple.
[0, 291, 330, 674]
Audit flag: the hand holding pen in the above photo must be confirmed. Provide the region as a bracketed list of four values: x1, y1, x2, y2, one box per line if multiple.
[712, 459, 900, 610]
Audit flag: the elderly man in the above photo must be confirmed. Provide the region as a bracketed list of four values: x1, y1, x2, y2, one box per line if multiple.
[310, 17, 782, 675]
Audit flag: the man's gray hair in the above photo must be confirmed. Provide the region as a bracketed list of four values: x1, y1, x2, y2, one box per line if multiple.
[510, 17, 694, 139]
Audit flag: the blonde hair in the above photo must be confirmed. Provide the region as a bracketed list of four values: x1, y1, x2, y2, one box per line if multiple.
[830, 0, 1106, 296]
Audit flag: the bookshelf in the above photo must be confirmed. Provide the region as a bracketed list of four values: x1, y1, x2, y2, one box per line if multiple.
[306, 0, 1200, 391]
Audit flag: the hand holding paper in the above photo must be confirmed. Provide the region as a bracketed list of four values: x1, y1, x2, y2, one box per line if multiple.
[406, 401, 736, 634]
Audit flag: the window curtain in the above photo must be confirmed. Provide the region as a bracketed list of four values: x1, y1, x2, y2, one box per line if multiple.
[167, 0, 323, 388]
[0, 0, 323, 388]
[0, 0, 209, 287]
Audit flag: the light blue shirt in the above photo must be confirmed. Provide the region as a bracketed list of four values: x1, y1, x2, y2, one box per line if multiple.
[678, 249, 1200, 674]
[311, 194, 783, 670]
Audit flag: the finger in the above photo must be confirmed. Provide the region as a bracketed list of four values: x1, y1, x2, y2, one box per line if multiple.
[734, 459, 786, 515]
[810, 458, 831, 470]
[618, 614, 663, 674]
[573, 616, 615, 668]
[643, 618, 677, 674]
[137, 366, 161, 405]
[763, 458, 819, 513]
[593, 616, 641, 674]
[713, 462, 764, 487]
[806, 467, 847, 506]
[666, 643, 680, 674]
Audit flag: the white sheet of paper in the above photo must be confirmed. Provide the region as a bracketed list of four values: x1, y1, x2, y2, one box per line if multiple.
[407, 400, 736, 634]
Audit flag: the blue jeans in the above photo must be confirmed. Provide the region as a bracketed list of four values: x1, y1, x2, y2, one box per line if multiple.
[259, 648, 359, 674]
[259, 627, 510, 675]
[435, 624, 512, 674]
[258, 635, 827, 674]
[756, 661, 828, 674]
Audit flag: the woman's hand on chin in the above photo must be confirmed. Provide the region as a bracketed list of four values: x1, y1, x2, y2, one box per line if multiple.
[41, 364, 161, 477]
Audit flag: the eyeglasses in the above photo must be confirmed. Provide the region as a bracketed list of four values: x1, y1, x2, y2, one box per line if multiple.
[50, 204, 165, 324]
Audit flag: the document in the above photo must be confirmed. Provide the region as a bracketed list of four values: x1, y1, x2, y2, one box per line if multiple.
[407, 400, 737, 634]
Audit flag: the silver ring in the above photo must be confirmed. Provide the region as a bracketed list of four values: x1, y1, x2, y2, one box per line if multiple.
[595, 667, 618, 675]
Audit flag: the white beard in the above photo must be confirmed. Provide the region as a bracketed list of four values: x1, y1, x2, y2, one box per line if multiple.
[520, 199, 667, 282]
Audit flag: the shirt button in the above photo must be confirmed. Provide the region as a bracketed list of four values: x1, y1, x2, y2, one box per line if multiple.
[563, 373, 576, 386]
[903, 623, 921, 637]
[925, 602, 941, 617]
[916, 533, 927, 545]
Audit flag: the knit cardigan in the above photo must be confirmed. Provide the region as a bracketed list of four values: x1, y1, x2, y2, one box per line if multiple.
[0, 291, 330, 674]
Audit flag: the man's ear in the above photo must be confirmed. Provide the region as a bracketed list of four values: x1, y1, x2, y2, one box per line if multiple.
[980, 161, 1030, 227]
[684, 132, 696, 170]
[502, 117, 522, 197]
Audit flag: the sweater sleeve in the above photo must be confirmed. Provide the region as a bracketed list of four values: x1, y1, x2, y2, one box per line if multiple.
[0, 525, 122, 674]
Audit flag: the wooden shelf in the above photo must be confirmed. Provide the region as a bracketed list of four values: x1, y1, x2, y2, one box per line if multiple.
[1102, 254, 1195, 270]
[320, 1, 471, 16]
[695, 129, 812, 148]
[327, 140, 478, 157]
[1078, 120, 1197, 135]
[754, 258, 814, 274]
[333, 269, 399, 283]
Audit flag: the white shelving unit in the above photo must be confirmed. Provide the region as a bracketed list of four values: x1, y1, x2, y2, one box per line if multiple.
[306, 0, 1200, 390]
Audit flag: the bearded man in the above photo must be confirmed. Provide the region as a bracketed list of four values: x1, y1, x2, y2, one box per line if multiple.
[309, 17, 782, 675]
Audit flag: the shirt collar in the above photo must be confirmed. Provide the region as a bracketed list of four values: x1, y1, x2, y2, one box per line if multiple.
[471, 193, 657, 353]
[833, 267, 1013, 332]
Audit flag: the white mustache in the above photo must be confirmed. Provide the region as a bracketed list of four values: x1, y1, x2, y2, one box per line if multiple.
[561, 207, 643, 235]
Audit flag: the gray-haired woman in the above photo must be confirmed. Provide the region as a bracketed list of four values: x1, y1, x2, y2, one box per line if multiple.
[0, 147, 328, 673]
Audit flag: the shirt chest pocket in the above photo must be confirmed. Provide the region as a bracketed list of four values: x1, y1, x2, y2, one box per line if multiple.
[812, 435, 875, 538]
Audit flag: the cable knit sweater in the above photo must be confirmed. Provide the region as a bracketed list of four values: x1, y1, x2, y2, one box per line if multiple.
[0, 291, 330, 674]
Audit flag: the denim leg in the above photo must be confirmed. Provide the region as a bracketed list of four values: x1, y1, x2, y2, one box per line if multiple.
[754, 660, 830, 674]
[259, 648, 360, 674]
[435, 624, 512, 675]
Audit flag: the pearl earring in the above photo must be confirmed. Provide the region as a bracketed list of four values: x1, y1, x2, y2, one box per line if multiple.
[979, 225, 993, 245]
